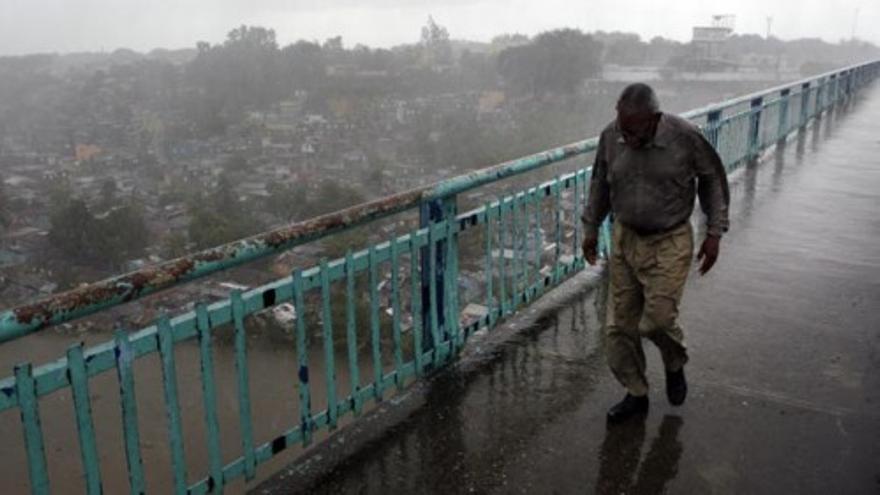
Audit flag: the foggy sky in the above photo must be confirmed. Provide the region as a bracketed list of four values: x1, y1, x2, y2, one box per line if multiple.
[1, 0, 877, 56]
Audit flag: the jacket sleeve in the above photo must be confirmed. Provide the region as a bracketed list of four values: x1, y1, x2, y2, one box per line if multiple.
[691, 130, 730, 237]
[582, 132, 611, 239]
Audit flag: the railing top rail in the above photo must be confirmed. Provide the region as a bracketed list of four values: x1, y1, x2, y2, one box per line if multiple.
[681, 59, 879, 120]
[1, 58, 878, 343]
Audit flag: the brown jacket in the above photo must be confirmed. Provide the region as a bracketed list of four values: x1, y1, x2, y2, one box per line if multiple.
[582, 113, 730, 238]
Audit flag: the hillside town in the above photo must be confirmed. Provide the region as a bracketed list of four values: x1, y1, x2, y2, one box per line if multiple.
[1, 18, 876, 332]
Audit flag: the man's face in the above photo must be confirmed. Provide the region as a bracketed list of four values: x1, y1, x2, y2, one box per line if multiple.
[617, 109, 659, 148]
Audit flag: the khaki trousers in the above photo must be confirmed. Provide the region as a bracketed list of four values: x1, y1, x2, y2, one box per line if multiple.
[606, 220, 693, 396]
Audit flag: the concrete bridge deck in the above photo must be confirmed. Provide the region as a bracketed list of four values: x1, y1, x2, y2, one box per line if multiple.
[263, 85, 880, 494]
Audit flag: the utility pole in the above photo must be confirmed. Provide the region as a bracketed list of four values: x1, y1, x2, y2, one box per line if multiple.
[765, 16, 773, 39]
[851, 7, 860, 40]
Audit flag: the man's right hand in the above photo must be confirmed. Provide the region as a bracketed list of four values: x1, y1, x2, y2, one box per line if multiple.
[582, 235, 598, 266]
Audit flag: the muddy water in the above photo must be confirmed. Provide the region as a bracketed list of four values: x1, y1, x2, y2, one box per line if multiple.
[0, 323, 391, 494]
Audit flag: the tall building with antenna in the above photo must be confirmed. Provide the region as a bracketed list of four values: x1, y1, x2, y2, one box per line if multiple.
[692, 14, 735, 60]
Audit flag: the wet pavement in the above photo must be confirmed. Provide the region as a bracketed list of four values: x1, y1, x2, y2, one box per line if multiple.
[270, 86, 880, 494]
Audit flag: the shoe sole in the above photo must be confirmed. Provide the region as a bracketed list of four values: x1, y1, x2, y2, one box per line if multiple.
[606, 407, 649, 424]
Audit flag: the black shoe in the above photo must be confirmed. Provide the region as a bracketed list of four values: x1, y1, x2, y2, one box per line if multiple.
[607, 394, 649, 424]
[666, 368, 687, 406]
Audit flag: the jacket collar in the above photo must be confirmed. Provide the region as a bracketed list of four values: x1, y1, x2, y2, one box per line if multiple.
[615, 112, 673, 149]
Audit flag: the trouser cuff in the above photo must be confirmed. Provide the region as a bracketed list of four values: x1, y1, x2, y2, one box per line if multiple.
[626, 384, 649, 397]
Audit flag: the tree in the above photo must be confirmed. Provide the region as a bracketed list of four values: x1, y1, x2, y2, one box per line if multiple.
[420, 16, 453, 67]
[189, 207, 238, 249]
[490, 34, 530, 52]
[282, 40, 326, 91]
[221, 153, 250, 174]
[322, 36, 344, 54]
[498, 29, 602, 95]
[366, 167, 385, 192]
[186, 25, 284, 134]
[431, 106, 494, 170]
[188, 174, 264, 249]
[49, 197, 95, 262]
[265, 181, 308, 222]
[97, 201, 149, 266]
[646, 37, 682, 66]
[212, 173, 240, 218]
[307, 181, 365, 217]
[604, 36, 647, 66]
[352, 46, 394, 72]
[162, 232, 189, 259]
[98, 178, 117, 211]
[49, 189, 150, 268]
[459, 49, 498, 89]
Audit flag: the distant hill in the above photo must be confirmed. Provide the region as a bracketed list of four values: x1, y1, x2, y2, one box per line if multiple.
[0, 47, 197, 76]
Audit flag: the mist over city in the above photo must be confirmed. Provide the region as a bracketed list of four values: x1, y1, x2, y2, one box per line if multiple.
[1, 6, 876, 304]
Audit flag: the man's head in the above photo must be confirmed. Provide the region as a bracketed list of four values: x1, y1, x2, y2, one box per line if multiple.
[616, 83, 661, 148]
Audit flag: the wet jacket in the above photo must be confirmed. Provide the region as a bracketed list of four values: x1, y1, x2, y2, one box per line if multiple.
[582, 113, 730, 238]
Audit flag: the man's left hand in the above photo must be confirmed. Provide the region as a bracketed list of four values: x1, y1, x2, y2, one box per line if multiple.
[582, 235, 599, 266]
[696, 235, 721, 275]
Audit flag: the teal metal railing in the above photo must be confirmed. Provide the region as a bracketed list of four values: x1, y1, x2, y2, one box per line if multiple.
[1, 60, 878, 494]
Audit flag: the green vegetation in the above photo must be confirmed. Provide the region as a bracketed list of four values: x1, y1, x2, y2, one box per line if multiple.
[48, 184, 148, 269]
[498, 29, 602, 95]
[187, 173, 264, 249]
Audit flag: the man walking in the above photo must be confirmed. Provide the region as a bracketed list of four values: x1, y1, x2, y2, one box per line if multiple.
[582, 83, 730, 423]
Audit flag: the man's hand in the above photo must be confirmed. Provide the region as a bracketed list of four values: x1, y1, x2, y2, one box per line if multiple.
[696, 235, 721, 275]
[582, 235, 598, 266]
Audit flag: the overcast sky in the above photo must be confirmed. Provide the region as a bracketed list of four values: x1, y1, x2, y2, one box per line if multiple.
[1, 0, 877, 56]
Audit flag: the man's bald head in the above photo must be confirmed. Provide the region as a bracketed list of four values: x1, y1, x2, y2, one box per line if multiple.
[616, 83, 661, 148]
[616, 83, 660, 116]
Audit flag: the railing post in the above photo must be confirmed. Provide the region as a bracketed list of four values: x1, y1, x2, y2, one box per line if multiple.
[748, 97, 763, 160]
[837, 72, 844, 102]
[777, 88, 791, 143]
[829, 73, 838, 107]
[814, 78, 825, 116]
[846, 70, 854, 98]
[704, 108, 723, 169]
[706, 108, 722, 147]
[799, 82, 811, 128]
[419, 196, 458, 362]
